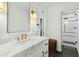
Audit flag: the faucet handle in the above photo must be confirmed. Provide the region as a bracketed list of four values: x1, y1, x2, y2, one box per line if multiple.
[21, 34, 24, 40]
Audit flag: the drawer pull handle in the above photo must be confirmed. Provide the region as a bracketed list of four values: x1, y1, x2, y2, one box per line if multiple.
[45, 43, 48, 45]
[45, 51, 48, 54]
[42, 51, 44, 57]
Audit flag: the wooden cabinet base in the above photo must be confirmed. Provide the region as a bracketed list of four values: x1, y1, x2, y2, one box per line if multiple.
[48, 39, 57, 56]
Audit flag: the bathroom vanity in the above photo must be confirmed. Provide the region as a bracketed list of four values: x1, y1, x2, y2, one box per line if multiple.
[0, 36, 48, 57]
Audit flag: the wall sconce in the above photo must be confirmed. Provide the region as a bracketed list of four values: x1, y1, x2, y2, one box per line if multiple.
[31, 10, 36, 19]
[0, 2, 5, 13]
[64, 20, 68, 24]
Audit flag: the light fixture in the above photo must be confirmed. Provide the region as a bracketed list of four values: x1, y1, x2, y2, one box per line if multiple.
[0, 2, 5, 13]
[64, 20, 68, 24]
[31, 10, 36, 15]
[31, 10, 36, 19]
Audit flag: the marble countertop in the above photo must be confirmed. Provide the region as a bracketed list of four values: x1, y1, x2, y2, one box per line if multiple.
[0, 36, 48, 57]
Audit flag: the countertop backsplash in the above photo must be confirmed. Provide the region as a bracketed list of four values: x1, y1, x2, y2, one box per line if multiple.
[0, 32, 30, 44]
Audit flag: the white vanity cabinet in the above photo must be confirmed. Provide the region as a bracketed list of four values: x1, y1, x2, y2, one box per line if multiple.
[27, 39, 48, 57]
[26, 42, 43, 57]
[41, 40, 48, 57]
[13, 39, 48, 57]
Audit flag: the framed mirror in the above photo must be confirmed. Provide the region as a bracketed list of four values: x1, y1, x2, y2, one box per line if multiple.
[7, 2, 30, 33]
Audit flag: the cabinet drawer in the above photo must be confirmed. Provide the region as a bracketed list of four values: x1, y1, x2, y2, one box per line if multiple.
[28, 49, 43, 57]
[42, 40, 48, 50]
[27, 43, 42, 56]
[43, 50, 48, 57]
[25, 47, 31, 54]
[43, 40, 48, 46]
[27, 40, 48, 57]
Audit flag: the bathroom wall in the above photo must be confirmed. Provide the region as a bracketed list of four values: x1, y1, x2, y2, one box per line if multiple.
[0, 12, 7, 34]
[47, 2, 79, 52]
[0, 3, 8, 43]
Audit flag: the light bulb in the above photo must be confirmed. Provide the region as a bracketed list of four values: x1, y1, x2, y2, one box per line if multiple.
[0, 2, 6, 13]
[64, 20, 68, 24]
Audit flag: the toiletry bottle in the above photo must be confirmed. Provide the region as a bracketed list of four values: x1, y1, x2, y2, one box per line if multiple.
[25, 34, 27, 39]
[16, 37, 20, 41]
[22, 34, 24, 40]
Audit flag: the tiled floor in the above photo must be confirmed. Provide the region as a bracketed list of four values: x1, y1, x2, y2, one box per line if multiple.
[49, 46, 78, 57]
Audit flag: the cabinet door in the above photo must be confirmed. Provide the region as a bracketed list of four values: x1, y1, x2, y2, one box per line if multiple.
[27, 40, 48, 57]
[42, 40, 48, 51]
[29, 50, 43, 57]
[42, 40, 48, 57]
[44, 51, 48, 57]
[27, 42, 43, 57]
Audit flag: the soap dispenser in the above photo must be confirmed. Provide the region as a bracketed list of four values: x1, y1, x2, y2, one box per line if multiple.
[16, 36, 20, 41]
[21, 34, 24, 40]
[25, 34, 27, 39]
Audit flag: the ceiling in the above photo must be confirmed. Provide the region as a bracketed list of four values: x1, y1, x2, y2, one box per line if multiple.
[8, 2, 79, 10]
[30, 2, 79, 8]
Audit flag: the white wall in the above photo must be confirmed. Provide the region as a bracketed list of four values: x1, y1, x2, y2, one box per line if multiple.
[0, 3, 9, 44]
[0, 13, 7, 34]
[47, 2, 79, 52]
